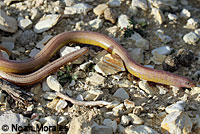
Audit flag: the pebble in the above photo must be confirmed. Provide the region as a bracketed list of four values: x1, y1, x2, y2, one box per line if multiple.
[128, 48, 144, 64]
[129, 32, 149, 50]
[95, 54, 125, 76]
[161, 111, 192, 134]
[168, 13, 178, 21]
[125, 125, 159, 134]
[89, 18, 104, 29]
[165, 101, 186, 113]
[151, 46, 172, 56]
[43, 92, 57, 100]
[0, 113, 28, 133]
[64, 0, 75, 7]
[190, 87, 200, 96]
[155, 30, 172, 43]
[0, 10, 18, 33]
[92, 125, 113, 134]
[108, 0, 121, 7]
[1, 37, 15, 51]
[118, 14, 130, 29]
[79, 61, 93, 71]
[29, 48, 40, 57]
[36, 35, 53, 49]
[112, 103, 124, 116]
[162, 54, 178, 72]
[84, 89, 103, 101]
[128, 113, 144, 125]
[180, 8, 191, 19]
[93, 4, 108, 16]
[56, 99, 68, 111]
[121, 115, 131, 126]
[18, 18, 33, 30]
[103, 119, 118, 132]
[42, 80, 51, 92]
[58, 116, 67, 125]
[183, 32, 199, 45]
[86, 72, 105, 86]
[34, 14, 61, 33]
[151, 7, 164, 24]
[113, 88, 129, 100]
[64, 3, 93, 15]
[17, 30, 37, 46]
[131, 0, 148, 11]
[104, 8, 116, 24]
[184, 18, 199, 29]
[31, 8, 41, 21]
[124, 99, 135, 110]
[46, 75, 63, 92]
[138, 81, 155, 95]
[60, 46, 85, 64]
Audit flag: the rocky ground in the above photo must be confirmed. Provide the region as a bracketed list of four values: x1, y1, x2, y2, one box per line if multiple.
[0, 0, 200, 134]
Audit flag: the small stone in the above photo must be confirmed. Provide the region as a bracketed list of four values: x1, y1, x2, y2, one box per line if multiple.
[64, 0, 75, 7]
[138, 81, 155, 95]
[60, 46, 85, 64]
[93, 4, 108, 16]
[180, 9, 191, 19]
[43, 92, 57, 100]
[131, 0, 148, 11]
[118, 14, 130, 29]
[113, 88, 129, 100]
[108, 0, 121, 7]
[162, 54, 178, 72]
[161, 111, 192, 134]
[152, 46, 172, 56]
[129, 32, 149, 50]
[47, 98, 59, 109]
[190, 87, 200, 95]
[31, 8, 41, 21]
[95, 54, 125, 76]
[128, 113, 144, 125]
[121, 115, 131, 126]
[56, 99, 68, 111]
[34, 14, 61, 33]
[84, 89, 103, 101]
[86, 72, 105, 86]
[46, 75, 63, 92]
[17, 30, 37, 46]
[89, 18, 104, 29]
[103, 119, 118, 132]
[80, 61, 93, 71]
[92, 125, 113, 134]
[0, 10, 18, 33]
[125, 125, 159, 134]
[29, 48, 40, 57]
[165, 101, 186, 113]
[168, 13, 178, 21]
[112, 103, 124, 116]
[18, 18, 33, 30]
[104, 8, 116, 24]
[106, 26, 118, 35]
[155, 30, 172, 43]
[36, 35, 53, 49]
[124, 99, 135, 110]
[58, 116, 67, 125]
[151, 7, 164, 24]
[42, 80, 51, 92]
[183, 32, 199, 45]
[184, 18, 199, 29]
[64, 3, 93, 15]
[0, 113, 28, 133]
[1, 37, 15, 51]
[128, 48, 144, 64]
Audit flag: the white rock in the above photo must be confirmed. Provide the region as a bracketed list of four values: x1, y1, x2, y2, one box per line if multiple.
[128, 113, 144, 125]
[161, 111, 192, 134]
[43, 92, 57, 100]
[108, 0, 121, 7]
[112, 103, 124, 116]
[86, 72, 105, 86]
[103, 119, 118, 132]
[80, 61, 93, 71]
[31, 8, 41, 21]
[18, 18, 33, 30]
[165, 101, 185, 113]
[46, 75, 63, 92]
[131, 0, 148, 11]
[155, 30, 172, 43]
[93, 4, 108, 16]
[151, 7, 164, 24]
[89, 18, 104, 29]
[180, 9, 191, 19]
[151, 46, 172, 55]
[184, 18, 199, 29]
[56, 99, 68, 111]
[183, 32, 199, 45]
[58, 116, 67, 125]
[118, 14, 130, 29]
[121, 115, 131, 126]
[29, 48, 40, 57]
[125, 125, 159, 134]
[64, 0, 75, 7]
[168, 13, 178, 21]
[138, 81, 155, 95]
[0, 10, 18, 33]
[64, 3, 93, 15]
[113, 88, 129, 100]
[34, 14, 61, 33]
